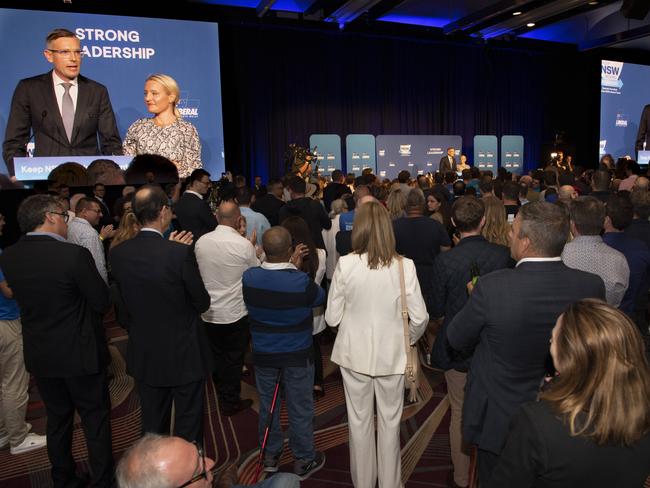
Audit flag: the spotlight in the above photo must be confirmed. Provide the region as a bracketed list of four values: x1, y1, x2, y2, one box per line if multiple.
[527, 22, 536, 27]
[512, 11, 522, 15]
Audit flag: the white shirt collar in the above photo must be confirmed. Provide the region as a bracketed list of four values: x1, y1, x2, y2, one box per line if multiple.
[141, 227, 164, 237]
[52, 70, 78, 87]
[185, 190, 203, 200]
[261, 261, 297, 271]
[516, 257, 562, 267]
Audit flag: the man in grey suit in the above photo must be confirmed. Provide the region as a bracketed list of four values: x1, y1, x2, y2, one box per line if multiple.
[447, 201, 606, 484]
[3, 28, 122, 178]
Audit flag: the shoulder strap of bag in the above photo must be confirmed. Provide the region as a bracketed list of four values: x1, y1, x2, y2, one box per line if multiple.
[398, 257, 411, 356]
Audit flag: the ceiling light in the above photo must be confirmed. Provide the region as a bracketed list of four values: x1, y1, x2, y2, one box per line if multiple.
[527, 22, 536, 27]
[512, 11, 522, 16]
[588, 1, 598, 4]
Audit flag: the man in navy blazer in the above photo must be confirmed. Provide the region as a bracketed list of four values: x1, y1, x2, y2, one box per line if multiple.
[447, 201, 606, 484]
[0, 194, 113, 487]
[109, 185, 212, 445]
[2, 28, 122, 177]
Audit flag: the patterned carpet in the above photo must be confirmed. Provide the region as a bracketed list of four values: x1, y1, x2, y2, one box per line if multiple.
[0, 320, 455, 487]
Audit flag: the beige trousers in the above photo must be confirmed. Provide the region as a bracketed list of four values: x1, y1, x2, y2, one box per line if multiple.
[340, 367, 404, 488]
[445, 369, 470, 487]
[0, 319, 30, 447]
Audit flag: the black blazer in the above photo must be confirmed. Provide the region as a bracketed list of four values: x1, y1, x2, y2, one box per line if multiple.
[636, 104, 650, 151]
[0, 235, 110, 377]
[109, 231, 211, 387]
[487, 401, 650, 488]
[2, 71, 123, 176]
[439, 155, 457, 173]
[430, 235, 513, 371]
[447, 261, 606, 454]
[173, 192, 217, 241]
[322, 182, 351, 212]
[252, 193, 285, 227]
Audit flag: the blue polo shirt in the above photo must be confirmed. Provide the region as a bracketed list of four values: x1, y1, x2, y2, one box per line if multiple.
[339, 210, 355, 232]
[0, 249, 20, 320]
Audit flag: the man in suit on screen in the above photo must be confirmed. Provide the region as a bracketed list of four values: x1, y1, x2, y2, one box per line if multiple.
[2, 28, 122, 178]
[636, 104, 650, 151]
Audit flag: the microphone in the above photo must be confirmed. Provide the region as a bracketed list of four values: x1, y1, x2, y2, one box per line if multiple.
[25, 111, 47, 157]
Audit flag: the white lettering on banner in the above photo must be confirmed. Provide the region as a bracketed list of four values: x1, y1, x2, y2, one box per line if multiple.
[83, 46, 155, 59]
[75, 28, 140, 42]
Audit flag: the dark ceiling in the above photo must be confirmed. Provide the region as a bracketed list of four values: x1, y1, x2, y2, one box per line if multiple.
[193, 0, 650, 51]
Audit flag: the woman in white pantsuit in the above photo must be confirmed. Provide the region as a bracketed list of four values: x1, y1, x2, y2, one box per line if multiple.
[325, 200, 429, 488]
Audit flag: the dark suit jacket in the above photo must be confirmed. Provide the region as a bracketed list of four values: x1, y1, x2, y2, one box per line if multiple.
[430, 235, 513, 371]
[636, 104, 650, 151]
[322, 182, 351, 212]
[439, 155, 457, 173]
[173, 192, 217, 241]
[252, 193, 285, 227]
[278, 197, 331, 249]
[109, 231, 211, 387]
[0, 235, 110, 377]
[447, 261, 606, 454]
[336, 230, 352, 256]
[3, 71, 122, 176]
[487, 401, 650, 488]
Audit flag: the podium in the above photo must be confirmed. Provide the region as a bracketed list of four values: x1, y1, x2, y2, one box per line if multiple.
[13, 156, 132, 181]
[639, 151, 650, 167]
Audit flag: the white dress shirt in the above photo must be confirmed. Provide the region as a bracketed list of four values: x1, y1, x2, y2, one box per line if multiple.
[66, 217, 107, 283]
[52, 70, 78, 115]
[195, 225, 260, 324]
[326, 253, 428, 376]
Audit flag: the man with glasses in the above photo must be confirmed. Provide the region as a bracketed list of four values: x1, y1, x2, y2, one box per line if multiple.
[110, 185, 212, 444]
[67, 197, 115, 283]
[174, 168, 217, 242]
[116, 434, 301, 488]
[0, 195, 113, 487]
[2, 28, 122, 179]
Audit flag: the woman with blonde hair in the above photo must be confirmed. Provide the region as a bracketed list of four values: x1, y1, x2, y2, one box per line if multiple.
[488, 299, 650, 487]
[326, 200, 428, 488]
[386, 188, 407, 220]
[110, 211, 141, 250]
[123, 73, 202, 178]
[481, 196, 510, 247]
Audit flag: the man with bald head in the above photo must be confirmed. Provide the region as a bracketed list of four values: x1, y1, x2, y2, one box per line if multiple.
[195, 201, 260, 416]
[109, 185, 212, 444]
[558, 185, 578, 202]
[242, 227, 326, 479]
[116, 434, 300, 488]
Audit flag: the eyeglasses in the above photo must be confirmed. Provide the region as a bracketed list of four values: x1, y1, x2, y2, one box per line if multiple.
[48, 211, 70, 223]
[176, 443, 216, 488]
[47, 49, 84, 58]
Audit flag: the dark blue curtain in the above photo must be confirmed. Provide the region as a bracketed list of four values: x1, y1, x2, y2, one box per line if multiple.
[218, 24, 597, 180]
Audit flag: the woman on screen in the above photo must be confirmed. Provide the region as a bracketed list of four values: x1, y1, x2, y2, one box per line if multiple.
[123, 74, 202, 179]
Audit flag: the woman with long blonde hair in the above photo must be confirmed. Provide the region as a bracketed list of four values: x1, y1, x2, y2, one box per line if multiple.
[481, 196, 510, 247]
[488, 299, 650, 487]
[326, 200, 428, 488]
[386, 188, 407, 220]
[123, 73, 202, 178]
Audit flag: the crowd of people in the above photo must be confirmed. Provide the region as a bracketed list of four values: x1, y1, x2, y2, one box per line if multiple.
[2, 151, 650, 488]
[0, 24, 649, 488]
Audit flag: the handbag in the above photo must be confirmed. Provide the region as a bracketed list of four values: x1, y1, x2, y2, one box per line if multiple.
[398, 257, 420, 404]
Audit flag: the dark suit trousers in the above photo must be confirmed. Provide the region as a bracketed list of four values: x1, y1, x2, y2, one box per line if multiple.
[204, 316, 249, 409]
[136, 379, 205, 444]
[35, 372, 113, 488]
[478, 448, 500, 486]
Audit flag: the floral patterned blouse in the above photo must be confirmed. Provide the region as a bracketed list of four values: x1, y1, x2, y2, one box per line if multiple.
[123, 117, 202, 178]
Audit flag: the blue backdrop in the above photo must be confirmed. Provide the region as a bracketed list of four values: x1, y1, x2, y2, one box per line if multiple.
[0, 8, 225, 177]
[501, 135, 524, 175]
[600, 59, 650, 160]
[376, 135, 462, 180]
[346, 134, 377, 176]
[309, 134, 341, 176]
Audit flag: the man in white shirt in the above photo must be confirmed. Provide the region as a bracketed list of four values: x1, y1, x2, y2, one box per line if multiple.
[195, 201, 259, 416]
[67, 197, 114, 283]
[236, 186, 270, 246]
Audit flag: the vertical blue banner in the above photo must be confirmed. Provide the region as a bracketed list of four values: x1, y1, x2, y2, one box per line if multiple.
[0, 8, 225, 177]
[473, 135, 498, 173]
[309, 134, 342, 177]
[376, 135, 462, 180]
[501, 135, 524, 174]
[345, 134, 376, 176]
